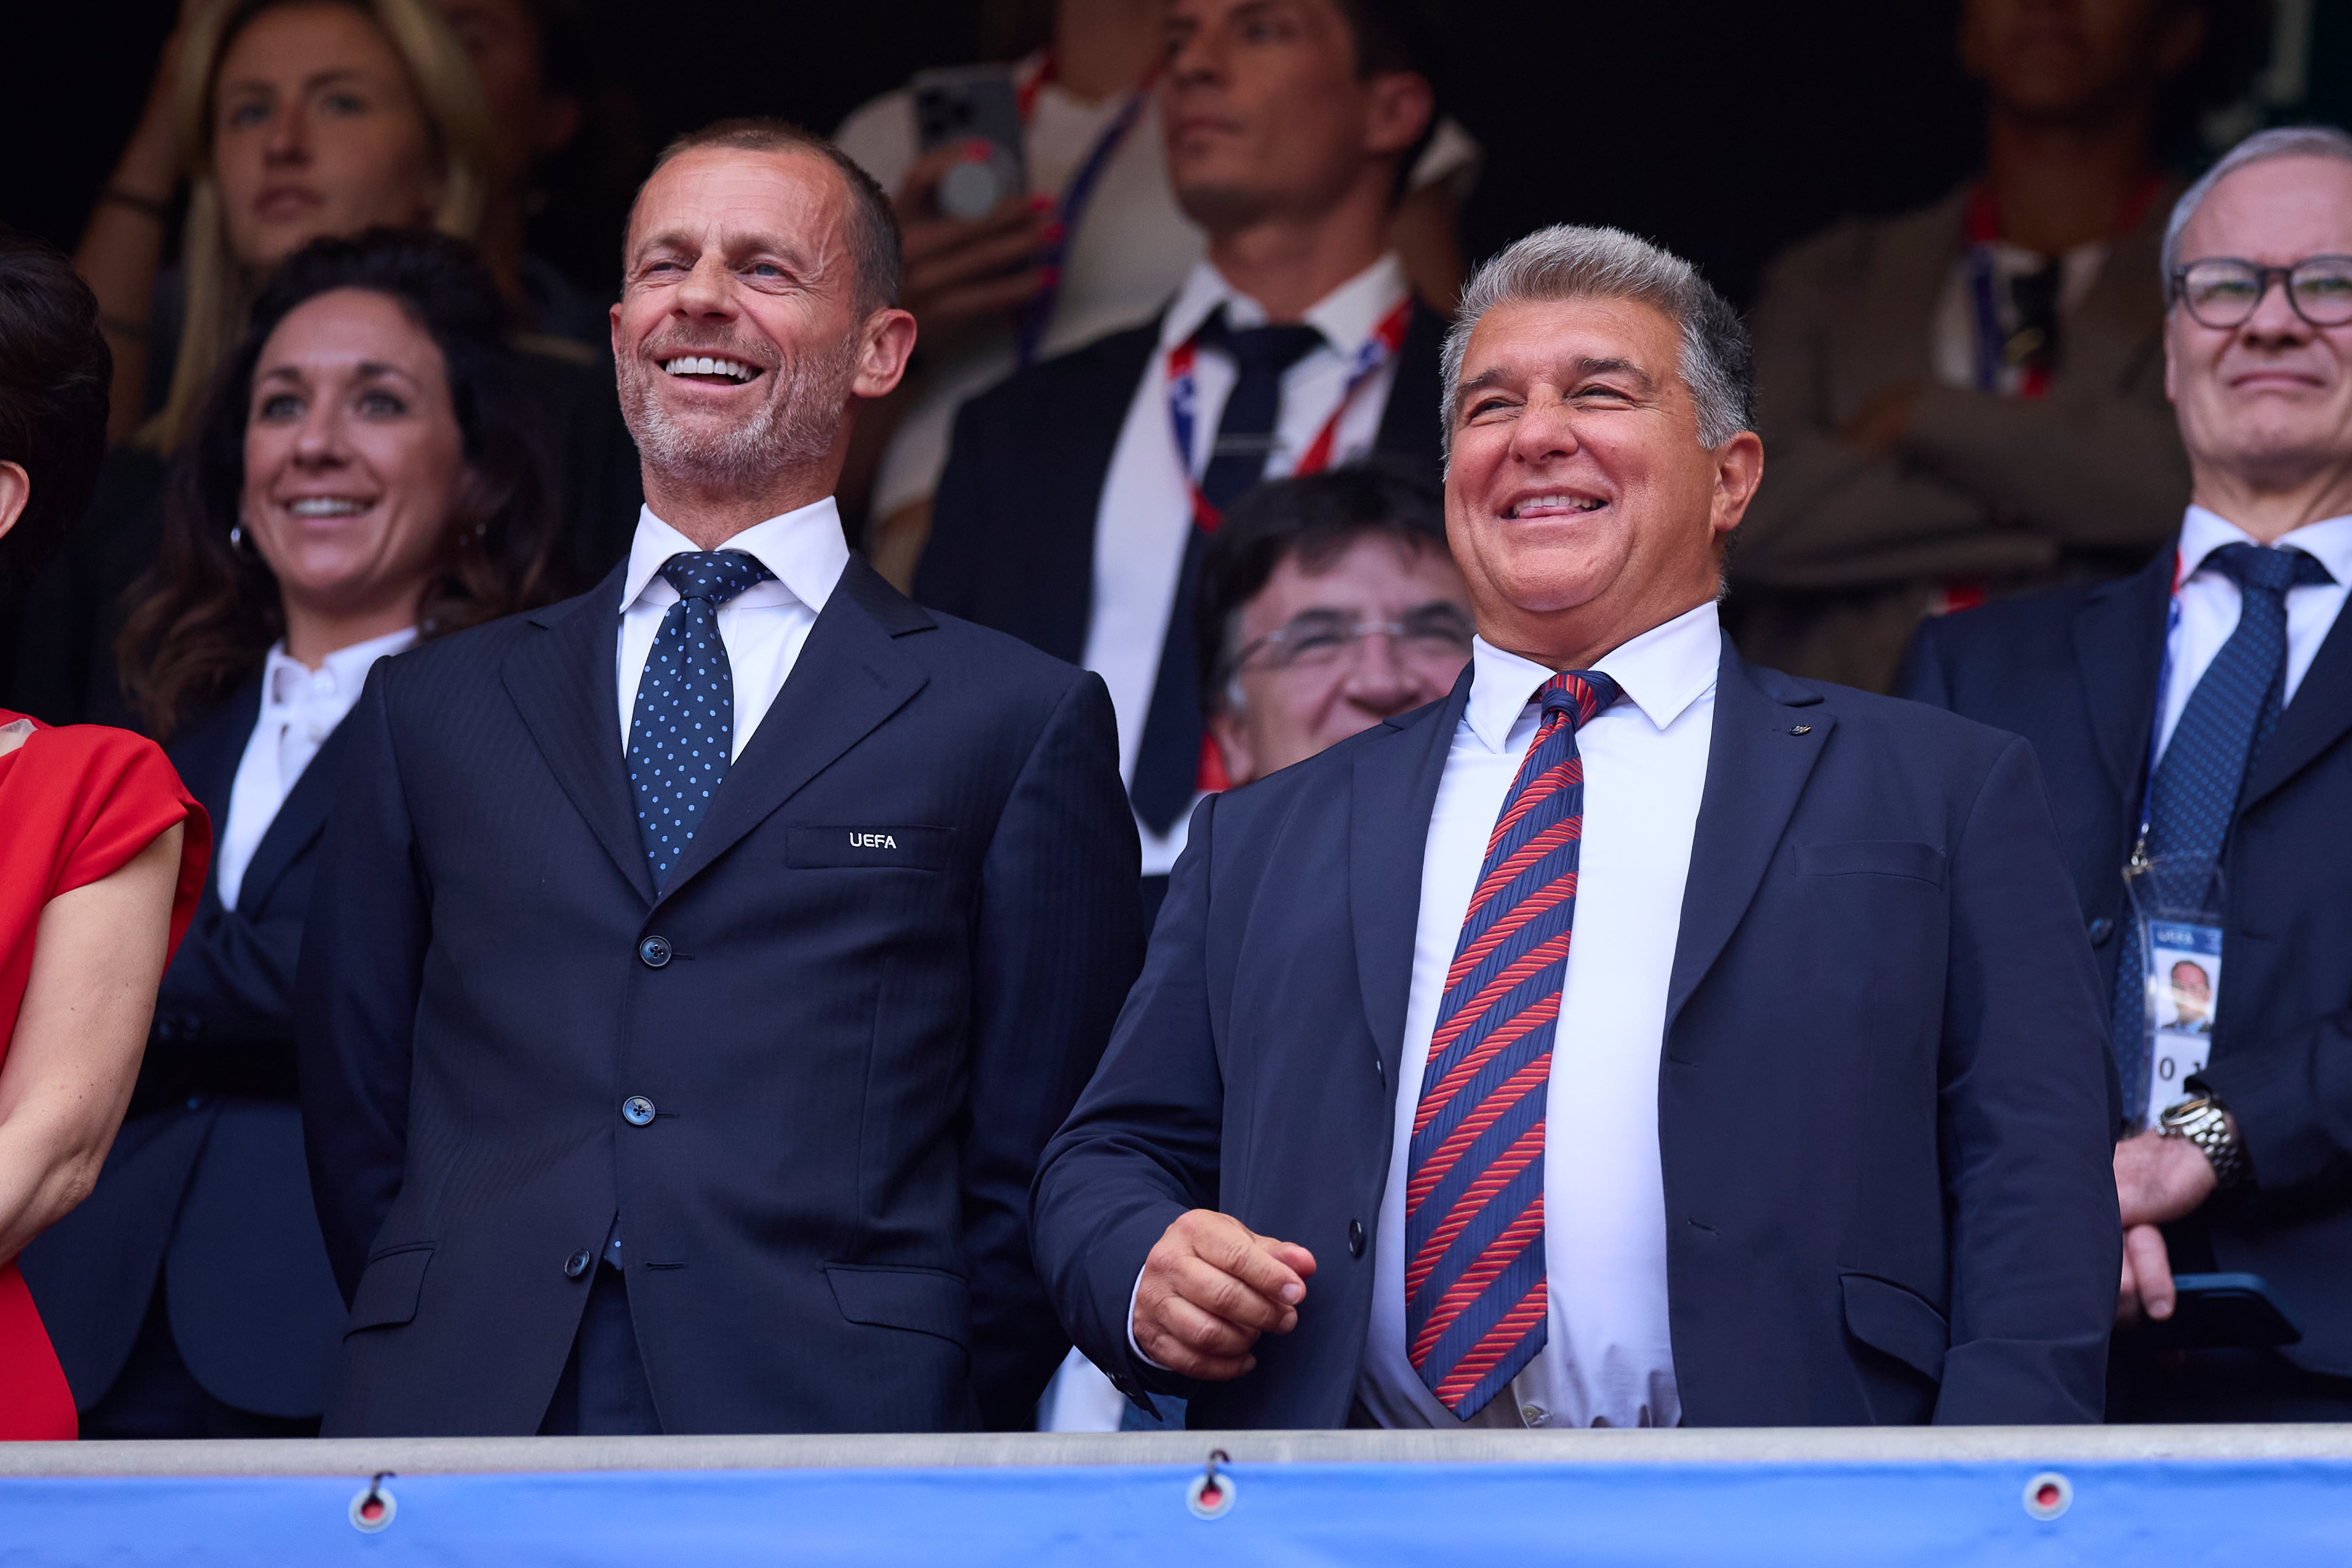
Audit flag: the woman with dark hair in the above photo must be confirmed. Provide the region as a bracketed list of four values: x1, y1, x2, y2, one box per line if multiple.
[0, 230, 208, 1441]
[17, 226, 554, 1437]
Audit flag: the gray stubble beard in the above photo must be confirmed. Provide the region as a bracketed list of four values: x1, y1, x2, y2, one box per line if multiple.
[617, 334, 863, 493]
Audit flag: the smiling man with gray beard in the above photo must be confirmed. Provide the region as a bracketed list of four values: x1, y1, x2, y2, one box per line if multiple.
[296, 119, 1143, 1436]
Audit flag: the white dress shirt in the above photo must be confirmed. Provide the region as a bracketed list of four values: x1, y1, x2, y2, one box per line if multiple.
[1085, 253, 1413, 876]
[215, 625, 418, 910]
[2153, 505, 2352, 765]
[1358, 602, 1721, 1430]
[614, 499, 851, 759]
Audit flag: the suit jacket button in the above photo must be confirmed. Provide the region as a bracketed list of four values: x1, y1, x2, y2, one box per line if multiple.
[1348, 1219, 1366, 1258]
[564, 1250, 592, 1279]
[622, 1095, 657, 1126]
[638, 935, 673, 968]
[2087, 915, 2115, 946]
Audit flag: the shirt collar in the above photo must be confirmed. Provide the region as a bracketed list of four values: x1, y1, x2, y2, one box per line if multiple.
[1462, 601, 1722, 753]
[2179, 503, 2352, 587]
[1159, 252, 1411, 357]
[262, 625, 419, 711]
[621, 497, 851, 614]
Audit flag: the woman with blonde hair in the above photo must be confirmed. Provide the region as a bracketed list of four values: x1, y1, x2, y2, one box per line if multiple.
[74, 0, 492, 451]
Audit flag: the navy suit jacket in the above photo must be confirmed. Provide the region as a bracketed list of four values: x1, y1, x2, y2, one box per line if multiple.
[914, 303, 1447, 654]
[1033, 637, 2121, 1427]
[1901, 546, 2352, 1377]
[296, 557, 1143, 1435]
[22, 679, 346, 1418]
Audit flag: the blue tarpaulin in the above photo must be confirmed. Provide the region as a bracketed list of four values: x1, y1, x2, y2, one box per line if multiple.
[4, 1458, 2351, 1565]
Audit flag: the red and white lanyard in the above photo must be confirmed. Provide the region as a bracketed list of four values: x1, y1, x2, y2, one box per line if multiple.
[1163, 295, 1413, 533]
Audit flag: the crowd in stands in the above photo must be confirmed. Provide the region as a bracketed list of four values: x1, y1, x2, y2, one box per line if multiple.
[2, 0, 2350, 1441]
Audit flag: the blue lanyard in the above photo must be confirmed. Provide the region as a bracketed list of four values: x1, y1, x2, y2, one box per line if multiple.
[2132, 571, 2185, 865]
[1013, 83, 1154, 369]
[1968, 245, 2006, 394]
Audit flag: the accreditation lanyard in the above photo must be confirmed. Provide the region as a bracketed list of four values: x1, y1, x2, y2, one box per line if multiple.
[2130, 548, 2190, 868]
[1963, 175, 2162, 398]
[1012, 53, 1160, 368]
[1163, 295, 1413, 533]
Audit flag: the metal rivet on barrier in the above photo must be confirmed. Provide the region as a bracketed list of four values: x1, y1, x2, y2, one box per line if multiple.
[1186, 1448, 1236, 1520]
[350, 1472, 397, 1533]
[2022, 1471, 2071, 1520]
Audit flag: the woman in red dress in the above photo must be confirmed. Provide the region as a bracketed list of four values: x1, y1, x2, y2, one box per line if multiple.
[0, 234, 208, 1438]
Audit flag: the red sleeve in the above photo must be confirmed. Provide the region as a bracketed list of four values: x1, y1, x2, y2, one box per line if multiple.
[38, 724, 212, 963]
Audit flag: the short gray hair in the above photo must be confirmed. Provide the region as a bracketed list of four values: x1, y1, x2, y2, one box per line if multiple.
[1439, 224, 1754, 458]
[2162, 124, 2352, 285]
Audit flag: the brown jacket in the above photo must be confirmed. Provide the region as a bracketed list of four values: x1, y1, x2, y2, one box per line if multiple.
[1731, 182, 2188, 691]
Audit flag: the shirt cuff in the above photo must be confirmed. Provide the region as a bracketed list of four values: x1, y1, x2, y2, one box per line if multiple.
[1126, 1261, 1175, 1373]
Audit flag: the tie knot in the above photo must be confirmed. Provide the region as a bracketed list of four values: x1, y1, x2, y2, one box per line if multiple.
[2207, 541, 2334, 597]
[1198, 310, 1325, 375]
[1539, 669, 1621, 730]
[659, 550, 775, 606]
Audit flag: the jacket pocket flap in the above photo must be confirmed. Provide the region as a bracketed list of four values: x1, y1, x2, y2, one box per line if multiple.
[788, 826, 952, 871]
[1841, 1271, 1949, 1381]
[823, 1263, 970, 1348]
[346, 1245, 433, 1335]
[1796, 840, 1947, 886]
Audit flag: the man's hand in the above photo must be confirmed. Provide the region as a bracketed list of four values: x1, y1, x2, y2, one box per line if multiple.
[2112, 1128, 2221, 1325]
[1131, 1210, 1316, 1380]
[1839, 379, 1920, 455]
[893, 143, 1051, 347]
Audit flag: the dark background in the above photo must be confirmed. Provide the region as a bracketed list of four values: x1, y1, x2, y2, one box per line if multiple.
[4, 1, 2343, 310]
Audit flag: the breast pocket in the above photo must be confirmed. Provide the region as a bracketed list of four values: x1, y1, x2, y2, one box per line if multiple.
[788, 825, 953, 871]
[1795, 839, 1947, 886]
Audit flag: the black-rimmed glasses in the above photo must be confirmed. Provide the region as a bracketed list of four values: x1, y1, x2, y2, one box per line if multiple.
[2169, 255, 2352, 329]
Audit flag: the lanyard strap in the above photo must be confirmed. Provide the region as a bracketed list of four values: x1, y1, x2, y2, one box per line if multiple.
[2134, 548, 2189, 862]
[1012, 55, 1159, 368]
[1164, 295, 1413, 533]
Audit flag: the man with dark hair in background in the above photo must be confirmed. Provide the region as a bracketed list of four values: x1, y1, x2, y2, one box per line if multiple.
[1197, 463, 1471, 788]
[299, 119, 1140, 1436]
[1734, 0, 2262, 692]
[918, 0, 1447, 917]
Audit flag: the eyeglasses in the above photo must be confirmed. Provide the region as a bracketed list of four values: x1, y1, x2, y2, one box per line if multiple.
[1225, 606, 1476, 682]
[2169, 255, 2352, 330]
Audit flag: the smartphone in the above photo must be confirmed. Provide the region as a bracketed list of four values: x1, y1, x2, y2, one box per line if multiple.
[912, 65, 1028, 221]
[2138, 1272, 2302, 1351]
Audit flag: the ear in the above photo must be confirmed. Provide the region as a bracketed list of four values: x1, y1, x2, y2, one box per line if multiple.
[851, 306, 919, 402]
[0, 461, 28, 543]
[1363, 70, 1434, 162]
[1709, 428, 1765, 541]
[1208, 708, 1256, 791]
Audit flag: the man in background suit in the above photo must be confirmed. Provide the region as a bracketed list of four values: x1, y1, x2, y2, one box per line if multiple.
[298, 119, 1142, 1435]
[1902, 126, 2352, 1420]
[1732, 0, 2209, 692]
[918, 0, 1447, 904]
[1032, 224, 2120, 1431]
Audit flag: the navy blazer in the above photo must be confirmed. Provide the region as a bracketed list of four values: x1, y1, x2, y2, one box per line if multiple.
[296, 557, 1143, 1435]
[1901, 547, 2352, 1378]
[1032, 637, 2121, 1427]
[914, 302, 1448, 654]
[21, 678, 347, 1419]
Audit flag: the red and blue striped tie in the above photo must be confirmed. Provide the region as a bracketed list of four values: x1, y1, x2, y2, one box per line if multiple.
[1405, 668, 1620, 1419]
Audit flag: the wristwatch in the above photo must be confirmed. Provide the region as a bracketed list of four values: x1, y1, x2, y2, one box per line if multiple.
[2159, 1095, 2249, 1189]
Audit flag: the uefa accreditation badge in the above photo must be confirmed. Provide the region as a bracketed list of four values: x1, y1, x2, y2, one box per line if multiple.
[2122, 854, 2225, 1130]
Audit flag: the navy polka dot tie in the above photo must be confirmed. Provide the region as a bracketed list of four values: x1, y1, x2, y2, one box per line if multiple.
[627, 550, 776, 888]
[2111, 541, 2333, 1118]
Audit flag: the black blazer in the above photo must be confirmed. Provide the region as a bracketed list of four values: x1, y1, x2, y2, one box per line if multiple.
[1032, 638, 2121, 1427]
[21, 678, 347, 1419]
[296, 557, 1143, 1435]
[1900, 547, 2352, 1378]
[914, 302, 1449, 656]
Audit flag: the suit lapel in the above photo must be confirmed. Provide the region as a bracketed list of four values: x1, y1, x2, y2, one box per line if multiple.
[1372, 302, 1447, 479]
[2072, 548, 2172, 804]
[1350, 667, 1470, 1071]
[1665, 637, 1832, 1027]
[167, 679, 262, 917]
[502, 563, 653, 905]
[235, 714, 350, 912]
[1028, 322, 1161, 665]
[654, 558, 932, 901]
[2243, 590, 2352, 811]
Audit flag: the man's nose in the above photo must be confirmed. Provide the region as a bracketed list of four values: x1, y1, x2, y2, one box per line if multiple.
[1508, 392, 1582, 463]
[1341, 631, 1427, 714]
[675, 253, 736, 318]
[2241, 273, 2314, 344]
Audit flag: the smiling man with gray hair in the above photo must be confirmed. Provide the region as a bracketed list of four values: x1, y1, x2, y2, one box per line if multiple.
[1032, 223, 2121, 1429]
